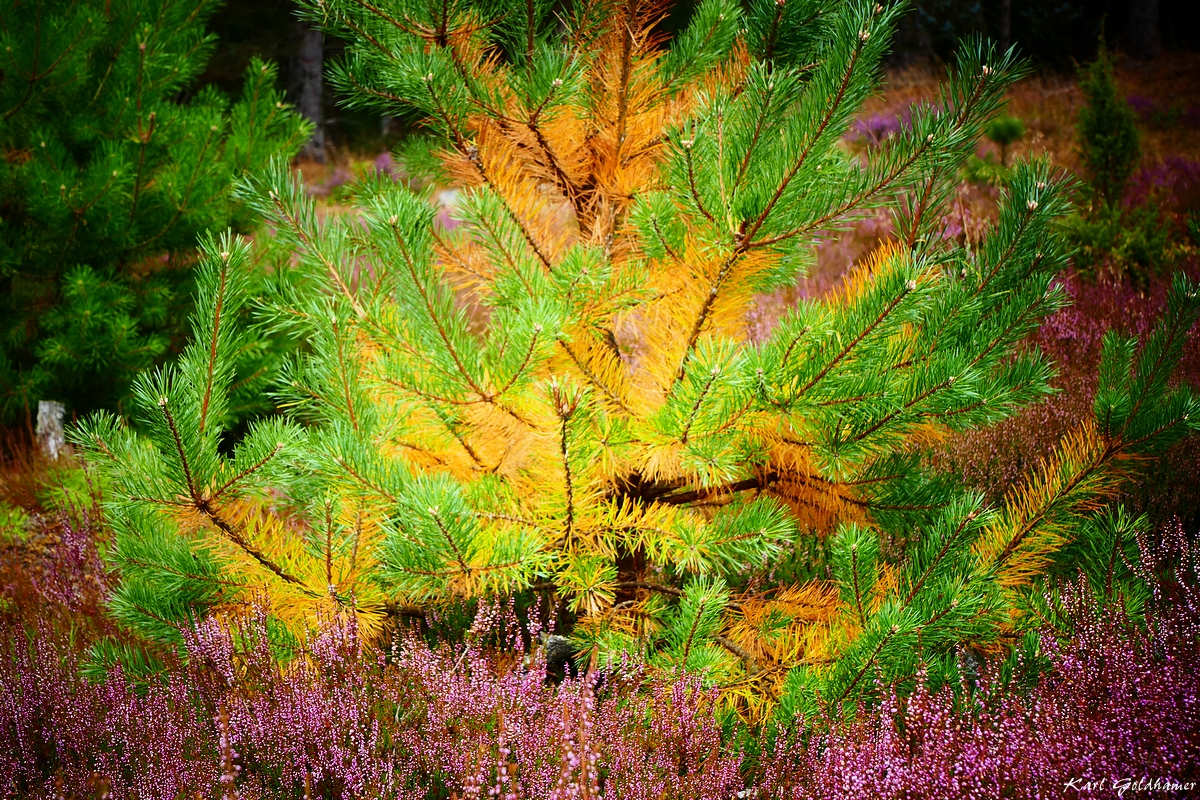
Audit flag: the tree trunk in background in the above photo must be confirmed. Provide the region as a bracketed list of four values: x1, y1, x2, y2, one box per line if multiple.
[999, 0, 1011, 52]
[1126, 0, 1161, 59]
[36, 400, 65, 459]
[297, 24, 326, 162]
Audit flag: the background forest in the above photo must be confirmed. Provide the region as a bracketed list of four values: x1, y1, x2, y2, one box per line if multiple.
[2, 0, 1199, 798]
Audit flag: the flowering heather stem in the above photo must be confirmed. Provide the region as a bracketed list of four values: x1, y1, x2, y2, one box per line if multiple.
[2, 529, 1198, 799]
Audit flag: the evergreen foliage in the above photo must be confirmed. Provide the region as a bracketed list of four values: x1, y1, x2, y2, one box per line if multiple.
[0, 0, 310, 423]
[1075, 40, 1139, 209]
[75, 0, 1200, 725]
[983, 114, 1023, 166]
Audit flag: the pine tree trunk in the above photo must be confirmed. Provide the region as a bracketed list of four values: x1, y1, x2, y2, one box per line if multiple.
[296, 24, 326, 163]
[1126, 0, 1160, 59]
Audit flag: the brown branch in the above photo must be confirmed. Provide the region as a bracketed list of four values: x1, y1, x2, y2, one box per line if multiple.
[679, 368, 720, 444]
[210, 443, 285, 503]
[715, 634, 761, 674]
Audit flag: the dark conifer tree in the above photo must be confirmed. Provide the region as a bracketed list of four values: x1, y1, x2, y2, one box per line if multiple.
[0, 0, 310, 424]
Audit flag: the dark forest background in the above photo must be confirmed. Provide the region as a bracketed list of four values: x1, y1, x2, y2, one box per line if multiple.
[196, 0, 1199, 155]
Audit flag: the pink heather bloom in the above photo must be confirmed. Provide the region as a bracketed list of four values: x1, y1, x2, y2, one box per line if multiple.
[3, 516, 1198, 798]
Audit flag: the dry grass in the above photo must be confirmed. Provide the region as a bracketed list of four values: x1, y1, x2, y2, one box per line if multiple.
[865, 52, 1200, 176]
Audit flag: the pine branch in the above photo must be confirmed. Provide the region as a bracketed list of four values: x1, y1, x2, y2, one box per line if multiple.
[742, 33, 867, 244]
[198, 250, 231, 436]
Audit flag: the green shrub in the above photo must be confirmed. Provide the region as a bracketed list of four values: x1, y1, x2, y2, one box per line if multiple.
[1061, 202, 1176, 281]
[963, 153, 1011, 187]
[0, 0, 310, 425]
[1075, 41, 1139, 210]
[984, 115, 1025, 166]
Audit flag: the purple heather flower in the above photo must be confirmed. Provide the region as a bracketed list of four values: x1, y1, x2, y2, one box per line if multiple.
[374, 151, 399, 180]
[3, 515, 1199, 799]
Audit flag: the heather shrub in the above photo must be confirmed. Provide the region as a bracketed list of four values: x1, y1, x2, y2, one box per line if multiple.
[2, 511, 1198, 798]
[1, 561, 745, 799]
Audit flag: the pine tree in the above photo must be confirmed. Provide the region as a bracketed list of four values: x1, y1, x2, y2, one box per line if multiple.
[1075, 39, 1139, 210]
[0, 0, 310, 424]
[75, 0, 1200, 724]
